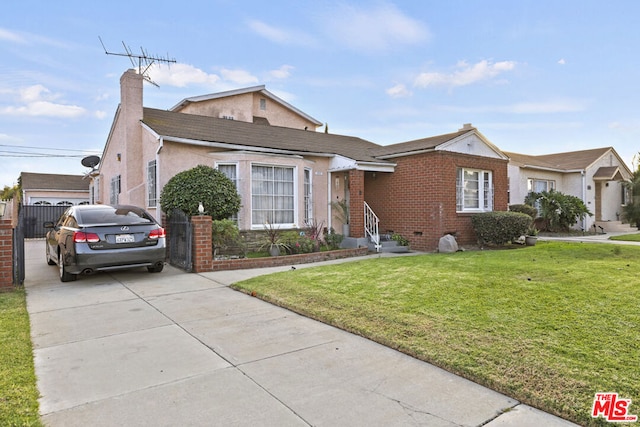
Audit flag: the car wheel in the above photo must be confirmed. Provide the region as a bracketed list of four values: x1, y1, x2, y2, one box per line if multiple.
[147, 263, 164, 273]
[58, 250, 76, 282]
[46, 245, 56, 265]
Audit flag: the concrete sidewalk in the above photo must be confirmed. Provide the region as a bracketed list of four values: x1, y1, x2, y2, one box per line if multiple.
[24, 240, 578, 426]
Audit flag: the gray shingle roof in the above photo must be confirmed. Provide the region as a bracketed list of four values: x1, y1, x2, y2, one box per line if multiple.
[142, 108, 389, 164]
[504, 147, 613, 171]
[371, 130, 472, 157]
[21, 172, 89, 191]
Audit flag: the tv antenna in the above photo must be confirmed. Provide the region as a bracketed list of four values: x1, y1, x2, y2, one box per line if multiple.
[99, 37, 176, 87]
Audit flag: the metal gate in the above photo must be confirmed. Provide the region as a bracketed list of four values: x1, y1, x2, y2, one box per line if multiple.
[13, 203, 25, 285]
[167, 209, 192, 272]
[22, 205, 68, 238]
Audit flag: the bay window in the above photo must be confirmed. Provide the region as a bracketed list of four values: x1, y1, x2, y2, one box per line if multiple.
[251, 165, 295, 225]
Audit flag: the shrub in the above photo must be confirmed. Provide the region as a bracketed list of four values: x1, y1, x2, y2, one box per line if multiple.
[160, 165, 241, 218]
[509, 204, 537, 219]
[324, 228, 343, 250]
[211, 219, 241, 257]
[471, 211, 532, 245]
[525, 190, 592, 232]
[281, 231, 315, 254]
[391, 233, 410, 247]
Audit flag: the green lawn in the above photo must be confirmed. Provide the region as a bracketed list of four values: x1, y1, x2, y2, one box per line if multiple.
[610, 233, 640, 242]
[232, 241, 640, 426]
[0, 289, 42, 427]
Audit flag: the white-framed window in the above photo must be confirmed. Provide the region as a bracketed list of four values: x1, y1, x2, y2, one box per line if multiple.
[304, 168, 312, 224]
[456, 168, 493, 212]
[217, 163, 238, 222]
[110, 175, 121, 205]
[251, 164, 295, 226]
[92, 177, 100, 204]
[147, 160, 157, 207]
[527, 178, 555, 193]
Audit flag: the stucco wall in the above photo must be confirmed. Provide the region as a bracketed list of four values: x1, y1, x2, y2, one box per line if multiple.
[176, 92, 318, 130]
[154, 142, 332, 231]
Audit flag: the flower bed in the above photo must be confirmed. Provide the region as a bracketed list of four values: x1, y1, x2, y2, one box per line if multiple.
[210, 247, 369, 271]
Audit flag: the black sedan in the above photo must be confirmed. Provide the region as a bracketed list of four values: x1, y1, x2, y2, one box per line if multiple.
[45, 204, 166, 282]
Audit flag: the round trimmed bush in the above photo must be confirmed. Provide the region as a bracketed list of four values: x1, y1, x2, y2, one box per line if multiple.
[160, 165, 241, 219]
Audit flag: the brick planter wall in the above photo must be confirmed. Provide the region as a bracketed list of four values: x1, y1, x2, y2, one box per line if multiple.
[0, 220, 13, 290]
[191, 215, 213, 273]
[211, 247, 369, 271]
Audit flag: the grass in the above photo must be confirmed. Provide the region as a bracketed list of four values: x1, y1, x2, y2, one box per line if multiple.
[232, 241, 640, 426]
[610, 233, 640, 242]
[0, 289, 42, 427]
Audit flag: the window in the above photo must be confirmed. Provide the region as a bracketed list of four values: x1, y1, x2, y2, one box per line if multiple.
[456, 168, 493, 212]
[147, 160, 157, 207]
[251, 165, 294, 225]
[260, 98, 266, 110]
[110, 175, 121, 205]
[92, 177, 100, 204]
[218, 163, 238, 222]
[304, 168, 312, 224]
[527, 178, 555, 193]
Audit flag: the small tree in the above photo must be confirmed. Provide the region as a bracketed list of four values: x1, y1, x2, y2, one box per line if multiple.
[525, 189, 591, 232]
[622, 153, 640, 228]
[160, 165, 241, 218]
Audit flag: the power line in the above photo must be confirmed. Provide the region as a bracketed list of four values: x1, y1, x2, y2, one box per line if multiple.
[0, 143, 101, 154]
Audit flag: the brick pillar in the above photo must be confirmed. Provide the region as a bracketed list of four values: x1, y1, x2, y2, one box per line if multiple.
[191, 215, 213, 273]
[349, 170, 365, 238]
[0, 220, 13, 290]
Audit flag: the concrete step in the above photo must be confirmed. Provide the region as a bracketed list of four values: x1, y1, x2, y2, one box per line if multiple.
[594, 221, 638, 233]
[367, 238, 410, 253]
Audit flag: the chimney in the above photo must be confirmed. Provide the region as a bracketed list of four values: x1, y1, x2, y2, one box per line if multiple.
[459, 123, 475, 131]
[120, 69, 143, 122]
[119, 69, 145, 197]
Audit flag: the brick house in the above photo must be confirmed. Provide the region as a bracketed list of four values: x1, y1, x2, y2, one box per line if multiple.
[94, 69, 509, 251]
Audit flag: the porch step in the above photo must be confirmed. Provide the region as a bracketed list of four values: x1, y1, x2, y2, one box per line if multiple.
[594, 221, 638, 233]
[367, 238, 410, 253]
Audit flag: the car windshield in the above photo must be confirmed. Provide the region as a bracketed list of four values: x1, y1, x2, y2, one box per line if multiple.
[77, 207, 155, 226]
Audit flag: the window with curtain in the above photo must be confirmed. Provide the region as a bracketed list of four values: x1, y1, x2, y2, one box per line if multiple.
[304, 168, 312, 224]
[456, 168, 493, 212]
[110, 175, 120, 205]
[251, 165, 295, 225]
[147, 160, 157, 207]
[218, 163, 238, 222]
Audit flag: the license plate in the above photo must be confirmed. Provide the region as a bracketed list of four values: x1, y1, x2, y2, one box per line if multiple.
[115, 234, 135, 244]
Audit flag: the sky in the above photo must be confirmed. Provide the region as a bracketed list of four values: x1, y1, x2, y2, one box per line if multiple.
[2, 0, 640, 190]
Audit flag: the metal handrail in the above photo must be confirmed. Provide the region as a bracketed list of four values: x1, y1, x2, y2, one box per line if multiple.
[364, 201, 380, 252]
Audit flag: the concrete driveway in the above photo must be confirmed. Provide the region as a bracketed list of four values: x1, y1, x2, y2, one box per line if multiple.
[24, 240, 578, 426]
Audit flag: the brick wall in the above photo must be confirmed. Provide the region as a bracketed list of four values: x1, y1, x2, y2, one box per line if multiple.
[365, 151, 508, 251]
[0, 220, 13, 290]
[191, 215, 213, 273]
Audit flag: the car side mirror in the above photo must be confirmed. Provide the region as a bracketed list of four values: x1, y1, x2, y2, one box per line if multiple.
[43, 221, 56, 229]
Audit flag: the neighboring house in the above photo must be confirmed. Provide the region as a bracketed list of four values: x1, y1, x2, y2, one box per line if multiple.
[94, 69, 509, 251]
[505, 148, 633, 232]
[20, 172, 90, 206]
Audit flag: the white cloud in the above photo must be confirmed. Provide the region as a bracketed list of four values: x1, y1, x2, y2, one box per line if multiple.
[269, 65, 294, 80]
[0, 27, 25, 43]
[247, 20, 316, 46]
[386, 83, 412, 98]
[324, 2, 429, 52]
[220, 68, 259, 85]
[441, 99, 587, 114]
[148, 63, 220, 88]
[1, 101, 85, 118]
[558, 58, 566, 65]
[0, 84, 86, 118]
[414, 60, 517, 88]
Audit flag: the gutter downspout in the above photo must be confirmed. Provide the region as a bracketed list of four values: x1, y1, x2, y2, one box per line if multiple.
[581, 170, 587, 231]
[156, 137, 163, 216]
